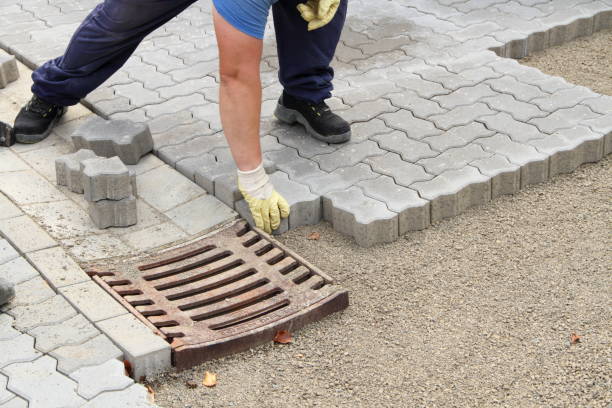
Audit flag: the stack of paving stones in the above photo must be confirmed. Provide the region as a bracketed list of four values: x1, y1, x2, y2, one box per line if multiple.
[4, 0, 611, 246]
[0, 53, 18, 88]
[0, 236, 163, 407]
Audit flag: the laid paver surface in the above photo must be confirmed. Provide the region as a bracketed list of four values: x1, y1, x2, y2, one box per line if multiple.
[1, 0, 611, 246]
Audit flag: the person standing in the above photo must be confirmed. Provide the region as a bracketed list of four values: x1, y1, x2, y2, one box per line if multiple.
[13, 0, 350, 233]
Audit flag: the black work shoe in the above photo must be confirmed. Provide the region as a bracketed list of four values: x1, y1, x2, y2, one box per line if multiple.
[274, 91, 351, 144]
[14, 95, 66, 144]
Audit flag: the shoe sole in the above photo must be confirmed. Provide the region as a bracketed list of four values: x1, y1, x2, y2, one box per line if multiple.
[15, 107, 66, 144]
[274, 103, 351, 144]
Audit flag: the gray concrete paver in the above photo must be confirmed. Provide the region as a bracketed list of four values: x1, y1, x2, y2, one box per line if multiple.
[50, 333, 123, 375]
[0, 0, 609, 249]
[70, 359, 134, 400]
[28, 314, 100, 354]
[0, 334, 41, 369]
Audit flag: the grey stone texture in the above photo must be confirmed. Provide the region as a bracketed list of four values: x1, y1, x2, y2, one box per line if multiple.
[88, 195, 138, 229]
[59, 280, 128, 323]
[50, 334, 123, 375]
[70, 359, 133, 400]
[55, 149, 98, 193]
[81, 156, 133, 202]
[71, 117, 153, 165]
[0, 53, 19, 88]
[2, 0, 610, 246]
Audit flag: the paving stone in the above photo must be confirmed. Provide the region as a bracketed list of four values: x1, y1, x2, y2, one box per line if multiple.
[387, 91, 448, 118]
[2, 355, 86, 408]
[580, 95, 612, 115]
[373, 130, 439, 161]
[529, 126, 604, 177]
[81, 156, 133, 202]
[340, 99, 397, 123]
[0, 240, 18, 265]
[348, 119, 394, 144]
[429, 102, 496, 130]
[136, 165, 203, 212]
[50, 333, 123, 375]
[193, 161, 237, 195]
[459, 65, 504, 82]
[530, 86, 599, 113]
[301, 163, 378, 196]
[0, 216, 57, 254]
[530, 105, 601, 134]
[112, 82, 163, 107]
[394, 74, 450, 99]
[0, 258, 37, 287]
[190, 102, 223, 131]
[88, 195, 138, 229]
[422, 122, 496, 151]
[0, 396, 28, 407]
[0, 334, 41, 369]
[265, 148, 324, 184]
[59, 280, 127, 323]
[417, 144, 492, 175]
[470, 155, 521, 198]
[0, 150, 29, 174]
[312, 140, 385, 172]
[121, 222, 187, 251]
[478, 112, 545, 143]
[213, 174, 242, 208]
[0, 314, 20, 342]
[414, 66, 476, 91]
[0, 170, 65, 205]
[70, 359, 133, 400]
[8, 291, 76, 332]
[411, 166, 491, 223]
[22, 199, 100, 240]
[96, 313, 171, 381]
[0, 54, 18, 88]
[26, 247, 88, 290]
[380, 109, 443, 139]
[271, 125, 337, 158]
[481, 94, 547, 122]
[476, 134, 549, 187]
[5, 276, 54, 310]
[28, 314, 100, 354]
[365, 152, 433, 187]
[54, 149, 98, 193]
[357, 176, 430, 234]
[485, 76, 547, 102]
[0, 194, 22, 221]
[72, 117, 154, 165]
[432, 83, 497, 109]
[165, 194, 237, 235]
[323, 187, 398, 248]
[581, 113, 612, 156]
[157, 133, 228, 166]
[83, 384, 154, 408]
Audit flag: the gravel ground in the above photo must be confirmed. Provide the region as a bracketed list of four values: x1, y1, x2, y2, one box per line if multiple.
[520, 28, 612, 96]
[148, 32, 612, 408]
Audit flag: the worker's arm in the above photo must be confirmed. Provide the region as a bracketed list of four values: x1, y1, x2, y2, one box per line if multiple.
[212, 7, 289, 233]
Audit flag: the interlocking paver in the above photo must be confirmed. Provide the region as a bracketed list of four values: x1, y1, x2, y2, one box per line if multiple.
[6, 276, 55, 310]
[357, 176, 430, 234]
[70, 359, 133, 400]
[55, 149, 98, 194]
[365, 152, 433, 187]
[0, 314, 20, 341]
[417, 144, 492, 175]
[324, 187, 398, 247]
[0, 258, 38, 287]
[165, 194, 237, 234]
[28, 314, 100, 353]
[0, 334, 41, 369]
[475, 133, 549, 187]
[50, 334, 123, 375]
[2, 355, 86, 408]
[0, 54, 18, 88]
[0, 374, 14, 405]
[83, 384, 153, 407]
[380, 109, 443, 139]
[8, 295, 77, 332]
[3, 0, 609, 247]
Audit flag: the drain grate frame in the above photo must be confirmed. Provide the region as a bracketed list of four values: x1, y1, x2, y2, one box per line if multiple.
[86, 221, 349, 369]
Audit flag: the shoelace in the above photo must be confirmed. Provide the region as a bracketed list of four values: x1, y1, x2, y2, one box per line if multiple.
[308, 101, 331, 117]
[26, 96, 54, 116]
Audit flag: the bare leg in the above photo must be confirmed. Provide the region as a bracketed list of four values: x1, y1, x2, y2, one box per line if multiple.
[212, 7, 263, 172]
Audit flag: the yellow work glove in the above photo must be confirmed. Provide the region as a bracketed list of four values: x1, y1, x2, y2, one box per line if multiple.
[297, 0, 340, 31]
[237, 162, 290, 233]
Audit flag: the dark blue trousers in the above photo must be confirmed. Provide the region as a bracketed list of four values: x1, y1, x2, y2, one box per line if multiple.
[32, 0, 347, 106]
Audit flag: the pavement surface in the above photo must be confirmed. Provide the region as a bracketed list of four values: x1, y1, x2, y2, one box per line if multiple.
[1, 0, 611, 245]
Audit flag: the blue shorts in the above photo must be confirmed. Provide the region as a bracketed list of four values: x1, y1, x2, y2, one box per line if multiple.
[213, 0, 279, 39]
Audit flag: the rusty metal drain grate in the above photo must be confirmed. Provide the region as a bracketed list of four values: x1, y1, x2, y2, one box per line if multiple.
[86, 221, 349, 369]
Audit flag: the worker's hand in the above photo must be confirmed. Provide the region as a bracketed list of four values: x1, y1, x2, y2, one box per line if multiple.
[238, 163, 290, 233]
[297, 0, 340, 31]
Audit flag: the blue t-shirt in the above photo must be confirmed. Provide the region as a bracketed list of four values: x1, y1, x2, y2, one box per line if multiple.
[213, 0, 279, 39]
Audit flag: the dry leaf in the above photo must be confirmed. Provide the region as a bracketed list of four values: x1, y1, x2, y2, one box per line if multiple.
[307, 232, 321, 240]
[123, 360, 132, 377]
[203, 371, 217, 387]
[274, 330, 293, 344]
[570, 333, 581, 344]
[146, 385, 155, 403]
[186, 380, 198, 389]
